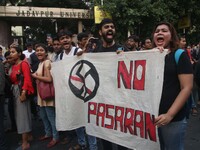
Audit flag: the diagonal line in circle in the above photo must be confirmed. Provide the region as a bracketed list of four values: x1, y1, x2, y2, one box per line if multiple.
[70, 76, 83, 83]
[86, 87, 92, 95]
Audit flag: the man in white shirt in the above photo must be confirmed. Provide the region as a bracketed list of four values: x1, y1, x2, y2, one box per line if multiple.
[57, 31, 82, 61]
[56, 30, 82, 146]
[23, 43, 35, 63]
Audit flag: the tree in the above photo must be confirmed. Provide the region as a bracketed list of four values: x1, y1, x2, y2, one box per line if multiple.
[93, 0, 200, 44]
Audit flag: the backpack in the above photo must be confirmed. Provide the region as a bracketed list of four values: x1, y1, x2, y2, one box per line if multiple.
[174, 49, 192, 119]
[60, 47, 79, 60]
[174, 49, 184, 64]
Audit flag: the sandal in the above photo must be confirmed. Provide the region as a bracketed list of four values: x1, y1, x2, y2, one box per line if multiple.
[47, 139, 59, 148]
[68, 144, 86, 150]
[16, 143, 30, 150]
[60, 137, 72, 144]
[22, 143, 30, 150]
[191, 108, 198, 116]
[38, 135, 52, 141]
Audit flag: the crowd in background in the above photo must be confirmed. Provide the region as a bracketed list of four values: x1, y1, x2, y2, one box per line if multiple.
[0, 18, 199, 150]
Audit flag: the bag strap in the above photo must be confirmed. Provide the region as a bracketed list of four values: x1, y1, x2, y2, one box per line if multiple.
[73, 47, 79, 55]
[42, 63, 44, 76]
[42, 61, 47, 76]
[19, 61, 22, 74]
[60, 51, 64, 60]
[174, 49, 184, 65]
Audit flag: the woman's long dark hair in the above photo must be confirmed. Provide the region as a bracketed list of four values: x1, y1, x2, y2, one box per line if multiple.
[152, 22, 179, 52]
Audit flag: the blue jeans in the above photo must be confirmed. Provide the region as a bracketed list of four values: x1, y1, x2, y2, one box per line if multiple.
[40, 106, 59, 140]
[158, 118, 187, 150]
[76, 127, 97, 150]
[0, 95, 8, 150]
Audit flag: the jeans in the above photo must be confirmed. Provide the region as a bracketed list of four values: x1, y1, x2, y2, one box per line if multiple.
[0, 95, 8, 150]
[158, 118, 187, 150]
[76, 127, 97, 150]
[40, 106, 59, 140]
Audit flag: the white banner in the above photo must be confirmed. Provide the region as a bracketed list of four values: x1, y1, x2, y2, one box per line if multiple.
[51, 50, 167, 150]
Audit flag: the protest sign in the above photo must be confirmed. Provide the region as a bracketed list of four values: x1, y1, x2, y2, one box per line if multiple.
[51, 50, 166, 149]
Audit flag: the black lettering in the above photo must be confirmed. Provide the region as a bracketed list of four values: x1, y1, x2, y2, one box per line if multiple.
[35, 11, 39, 16]
[27, 11, 30, 17]
[60, 12, 64, 17]
[21, 10, 25, 16]
[86, 12, 90, 18]
[40, 11, 44, 17]
[65, 12, 69, 18]
[16, 10, 20, 16]
[78, 12, 81, 18]
[50, 11, 53, 17]
[73, 12, 76, 18]
[82, 13, 85, 18]
[45, 11, 49, 17]
[32, 11, 35, 17]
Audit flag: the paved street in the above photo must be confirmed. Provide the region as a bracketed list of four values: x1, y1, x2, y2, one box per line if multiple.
[4, 100, 200, 150]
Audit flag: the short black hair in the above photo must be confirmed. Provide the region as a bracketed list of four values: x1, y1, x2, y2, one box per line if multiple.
[141, 37, 151, 46]
[99, 18, 114, 30]
[57, 31, 73, 39]
[128, 35, 140, 42]
[35, 43, 48, 53]
[178, 33, 186, 40]
[4, 51, 10, 58]
[53, 37, 59, 42]
[26, 42, 33, 47]
[77, 32, 88, 41]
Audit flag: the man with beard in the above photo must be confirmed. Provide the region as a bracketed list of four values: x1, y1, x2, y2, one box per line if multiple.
[93, 18, 126, 53]
[75, 19, 128, 149]
[93, 18, 128, 150]
[124, 35, 140, 51]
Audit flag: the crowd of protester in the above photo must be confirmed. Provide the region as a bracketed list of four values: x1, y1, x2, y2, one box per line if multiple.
[0, 18, 200, 150]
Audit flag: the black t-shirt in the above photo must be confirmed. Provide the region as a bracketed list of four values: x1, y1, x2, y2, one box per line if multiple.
[94, 43, 126, 53]
[159, 51, 193, 122]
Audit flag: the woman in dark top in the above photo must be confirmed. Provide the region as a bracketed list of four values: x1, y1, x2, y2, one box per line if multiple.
[153, 22, 193, 150]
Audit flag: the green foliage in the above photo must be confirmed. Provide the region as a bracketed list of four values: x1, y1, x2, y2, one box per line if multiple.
[96, 0, 200, 44]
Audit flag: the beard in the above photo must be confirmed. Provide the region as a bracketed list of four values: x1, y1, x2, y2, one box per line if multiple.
[102, 31, 115, 44]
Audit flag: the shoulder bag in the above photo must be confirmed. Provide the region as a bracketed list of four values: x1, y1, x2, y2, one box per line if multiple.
[37, 62, 55, 100]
